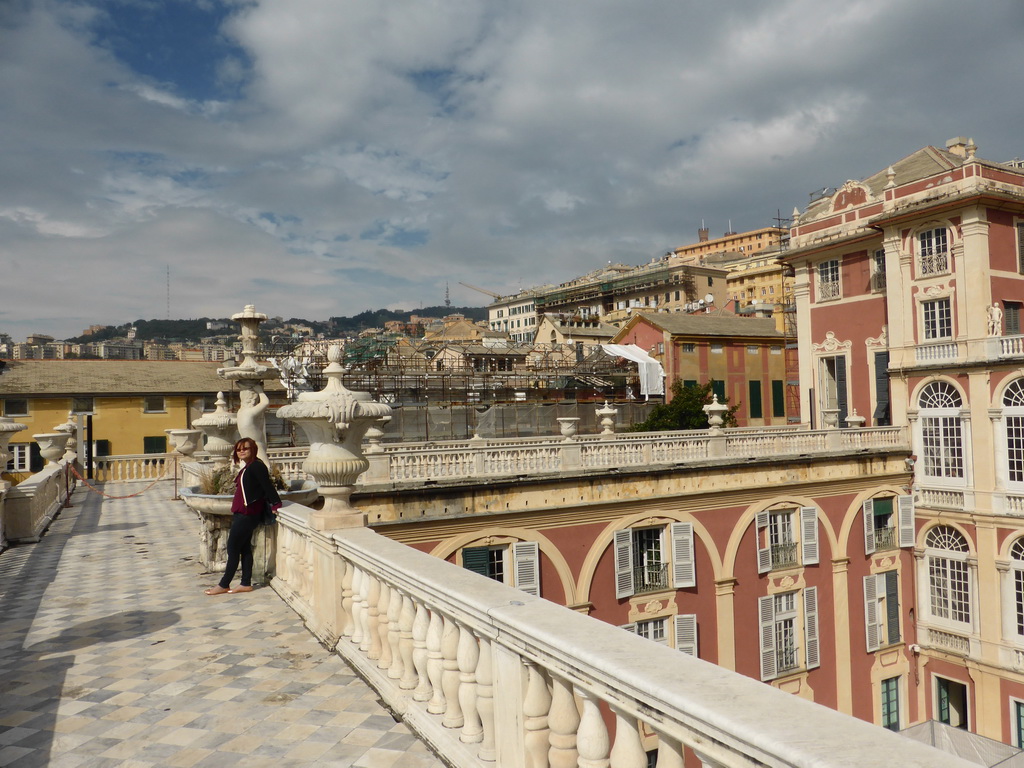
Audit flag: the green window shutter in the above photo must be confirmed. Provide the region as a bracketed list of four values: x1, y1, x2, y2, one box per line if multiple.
[143, 436, 167, 454]
[462, 546, 490, 576]
[94, 439, 111, 457]
[885, 570, 901, 645]
[748, 381, 763, 419]
[771, 380, 785, 418]
[711, 380, 725, 401]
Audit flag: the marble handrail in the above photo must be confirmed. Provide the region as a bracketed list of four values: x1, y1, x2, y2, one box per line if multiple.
[271, 506, 972, 768]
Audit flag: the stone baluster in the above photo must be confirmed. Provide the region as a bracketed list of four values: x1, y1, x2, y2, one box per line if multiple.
[361, 572, 378, 656]
[386, 585, 404, 680]
[457, 626, 482, 744]
[652, 733, 684, 768]
[426, 609, 446, 714]
[375, 582, 392, 669]
[475, 638, 496, 761]
[608, 708, 646, 768]
[548, 674, 579, 768]
[412, 602, 432, 701]
[399, 594, 417, 690]
[350, 567, 365, 646]
[340, 557, 355, 637]
[441, 615, 464, 728]
[576, 689, 610, 768]
[524, 662, 551, 768]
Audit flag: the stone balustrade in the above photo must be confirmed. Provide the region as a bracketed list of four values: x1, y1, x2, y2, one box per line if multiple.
[100, 425, 910, 490]
[2, 460, 75, 544]
[358, 425, 909, 485]
[271, 503, 972, 768]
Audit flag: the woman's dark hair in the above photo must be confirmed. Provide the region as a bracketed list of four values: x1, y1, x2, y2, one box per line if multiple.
[232, 437, 259, 464]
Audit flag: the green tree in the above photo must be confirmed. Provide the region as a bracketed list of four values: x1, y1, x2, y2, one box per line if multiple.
[630, 381, 739, 432]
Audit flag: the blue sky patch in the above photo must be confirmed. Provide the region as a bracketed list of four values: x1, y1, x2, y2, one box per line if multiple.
[88, 0, 251, 102]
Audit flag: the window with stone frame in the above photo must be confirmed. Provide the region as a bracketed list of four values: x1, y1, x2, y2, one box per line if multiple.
[817, 259, 841, 301]
[1011, 539, 1024, 639]
[918, 382, 964, 480]
[622, 615, 698, 656]
[925, 526, 972, 629]
[918, 227, 950, 276]
[862, 496, 915, 554]
[462, 541, 539, 596]
[871, 249, 887, 292]
[1004, 380, 1024, 485]
[922, 298, 952, 340]
[758, 588, 819, 681]
[2, 398, 28, 417]
[614, 522, 695, 599]
[864, 570, 901, 652]
[756, 507, 818, 573]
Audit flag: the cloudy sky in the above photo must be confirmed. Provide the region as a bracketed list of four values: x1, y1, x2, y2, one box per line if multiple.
[3, 0, 1023, 340]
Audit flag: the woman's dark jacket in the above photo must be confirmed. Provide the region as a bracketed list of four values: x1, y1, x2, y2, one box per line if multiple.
[231, 459, 282, 515]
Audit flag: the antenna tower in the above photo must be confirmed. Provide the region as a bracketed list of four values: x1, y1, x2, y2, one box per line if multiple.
[166, 265, 171, 319]
[445, 282, 451, 308]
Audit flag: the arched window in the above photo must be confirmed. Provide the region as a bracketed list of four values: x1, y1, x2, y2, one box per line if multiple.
[918, 227, 950, 276]
[918, 382, 964, 479]
[1011, 538, 1024, 638]
[925, 526, 971, 627]
[1004, 380, 1024, 483]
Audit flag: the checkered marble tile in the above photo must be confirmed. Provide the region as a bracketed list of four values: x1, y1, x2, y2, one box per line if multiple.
[0, 482, 444, 768]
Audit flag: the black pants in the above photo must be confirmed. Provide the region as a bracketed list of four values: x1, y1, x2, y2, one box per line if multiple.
[220, 513, 261, 588]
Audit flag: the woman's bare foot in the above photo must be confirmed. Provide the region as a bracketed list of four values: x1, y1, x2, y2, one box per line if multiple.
[204, 586, 229, 595]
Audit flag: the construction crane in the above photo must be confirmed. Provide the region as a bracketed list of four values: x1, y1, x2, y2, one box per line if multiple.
[459, 282, 503, 300]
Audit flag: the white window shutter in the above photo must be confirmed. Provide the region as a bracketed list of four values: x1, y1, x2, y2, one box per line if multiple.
[801, 507, 819, 565]
[614, 529, 635, 599]
[864, 575, 879, 652]
[863, 499, 876, 555]
[898, 495, 915, 548]
[758, 595, 776, 681]
[674, 614, 698, 657]
[512, 541, 540, 596]
[804, 587, 820, 670]
[670, 522, 695, 589]
[756, 511, 771, 574]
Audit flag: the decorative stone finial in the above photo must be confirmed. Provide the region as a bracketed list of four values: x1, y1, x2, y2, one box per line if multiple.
[276, 345, 392, 529]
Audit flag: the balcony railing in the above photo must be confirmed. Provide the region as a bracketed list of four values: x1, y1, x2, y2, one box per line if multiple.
[270, 505, 971, 768]
[817, 280, 841, 301]
[634, 562, 669, 594]
[919, 250, 950, 276]
[915, 341, 958, 363]
[770, 541, 798, 569]
[874, 525, 898, 551]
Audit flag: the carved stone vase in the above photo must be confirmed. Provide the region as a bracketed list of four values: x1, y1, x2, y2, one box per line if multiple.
[276, 345, 392, 530]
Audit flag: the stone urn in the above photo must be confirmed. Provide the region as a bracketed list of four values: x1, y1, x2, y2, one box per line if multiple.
[276, 345, 392, 530]
[703, 395, 728, 435]
[556, 416, 580, 442]
[595, 401, 618, 437]
[53, 413, 79, 462]
[33, 433, 70, 465]
[192, 392, 238, 464]
[0, 417, 28, 469]
[166, 428, 203, 457]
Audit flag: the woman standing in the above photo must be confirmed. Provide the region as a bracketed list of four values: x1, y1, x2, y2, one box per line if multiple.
[205, 437, 282, 595]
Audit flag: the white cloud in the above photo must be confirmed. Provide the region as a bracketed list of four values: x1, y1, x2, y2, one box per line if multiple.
[3, 0, 1024, 339]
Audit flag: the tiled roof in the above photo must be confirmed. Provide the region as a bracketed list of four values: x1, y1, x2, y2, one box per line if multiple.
[628, 312, 784, 339]
[0, 359, 284, 396]
[801, 144, 962, 222]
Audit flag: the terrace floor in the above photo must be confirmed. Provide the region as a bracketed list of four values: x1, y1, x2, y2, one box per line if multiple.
[0, 480, 443, 768]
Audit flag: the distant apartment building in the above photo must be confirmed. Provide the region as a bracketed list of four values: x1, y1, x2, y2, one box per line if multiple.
[668, 225, 786, 264]
[487, 290, 541, 343]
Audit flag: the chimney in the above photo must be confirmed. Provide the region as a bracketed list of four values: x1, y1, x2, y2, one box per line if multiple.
[698, 227, 709, 243]
[946, 137, 969, 158]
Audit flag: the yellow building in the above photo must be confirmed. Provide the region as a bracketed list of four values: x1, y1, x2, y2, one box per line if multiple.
[0, 360, 238, 482]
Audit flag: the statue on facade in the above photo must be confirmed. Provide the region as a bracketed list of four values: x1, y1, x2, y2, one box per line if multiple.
[988, 303, 1003, 336]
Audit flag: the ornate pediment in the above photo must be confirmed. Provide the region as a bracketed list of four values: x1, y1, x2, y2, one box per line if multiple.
[812, 331, 852, 354]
